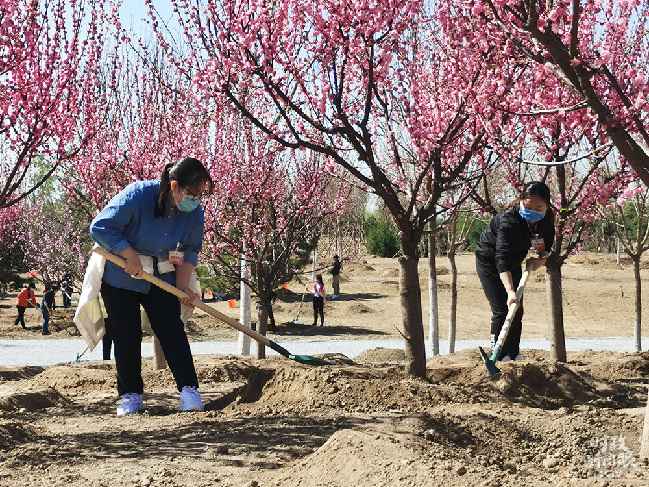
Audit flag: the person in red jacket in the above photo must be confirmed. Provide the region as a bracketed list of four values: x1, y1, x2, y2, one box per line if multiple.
[15, 283, 37, 329]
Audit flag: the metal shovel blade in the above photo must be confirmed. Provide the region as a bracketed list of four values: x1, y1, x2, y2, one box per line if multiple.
[478, 346, 501, 378]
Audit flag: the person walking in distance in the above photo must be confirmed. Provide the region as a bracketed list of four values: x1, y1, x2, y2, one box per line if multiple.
[331, 255, 342, 299]
[41, 283, 55, 335]
[312, 274, 326, 327]
[15, 283, 37, 330]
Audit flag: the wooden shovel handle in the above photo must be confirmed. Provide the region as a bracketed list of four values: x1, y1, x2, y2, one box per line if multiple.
[93, 247, 273, 347]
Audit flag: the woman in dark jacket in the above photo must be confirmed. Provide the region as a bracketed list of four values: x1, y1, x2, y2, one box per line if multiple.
[475, 182, 555, 362]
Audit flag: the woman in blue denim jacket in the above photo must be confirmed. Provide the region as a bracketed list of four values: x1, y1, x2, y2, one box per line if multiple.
[91, 157, 212, 416]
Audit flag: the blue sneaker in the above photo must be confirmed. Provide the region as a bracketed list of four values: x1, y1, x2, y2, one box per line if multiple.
[116, 393, 143, 416]
[179, 386, 204, 412]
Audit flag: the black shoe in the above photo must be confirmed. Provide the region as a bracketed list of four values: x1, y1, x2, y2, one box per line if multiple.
[42, 331, 51, 336]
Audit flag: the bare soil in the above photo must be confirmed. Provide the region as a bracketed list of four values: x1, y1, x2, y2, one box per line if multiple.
[1, 350, 649, 486]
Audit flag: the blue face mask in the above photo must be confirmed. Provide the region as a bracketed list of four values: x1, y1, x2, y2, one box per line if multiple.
[519, 202, 545, 223]
[177, 195, 200, 213]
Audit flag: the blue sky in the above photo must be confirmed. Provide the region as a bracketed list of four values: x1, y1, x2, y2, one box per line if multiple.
[119, 1, 178, 40]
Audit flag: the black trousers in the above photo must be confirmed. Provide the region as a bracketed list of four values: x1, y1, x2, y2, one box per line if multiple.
[14, 306, 26, 328]
[102, 324, 113, 361]
[476, 257, 523, 360]
[312, 296, 324, 326]
[100, 282, 199, 396]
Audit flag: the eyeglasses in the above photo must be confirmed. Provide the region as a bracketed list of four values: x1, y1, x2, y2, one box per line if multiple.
[182, 187, 207, 199]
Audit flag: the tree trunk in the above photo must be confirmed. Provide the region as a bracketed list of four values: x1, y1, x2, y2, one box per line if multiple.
[546, 260, 567, 362]
[616, 237, 622, 266]
[238, 256, 252, 356]
[634, 257, 642, 352]
[427, 223, 439, 356]
[399, 233, 426, 377]
[153, 335, 167, 370]
[448, 250, 458, 354]
[255, 301, 268, 359]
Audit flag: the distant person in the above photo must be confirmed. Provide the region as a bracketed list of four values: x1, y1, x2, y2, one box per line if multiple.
[61, 273, 73, 308]
[14, 283, 37, 329]
[331, 255, 342, 299]
[311, 274, 326, 327]
[475, 181, 554, 362]
[41, 284, 55, 336]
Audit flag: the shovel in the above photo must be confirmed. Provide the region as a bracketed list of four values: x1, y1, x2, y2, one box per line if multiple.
[93, 247, 329, 366]
[479, 256, 545, 378]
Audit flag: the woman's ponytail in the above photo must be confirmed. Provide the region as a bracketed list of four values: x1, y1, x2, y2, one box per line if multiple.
[156, 162, 176, 217]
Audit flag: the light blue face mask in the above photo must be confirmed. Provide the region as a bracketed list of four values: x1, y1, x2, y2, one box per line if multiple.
[519, 202, 545, 223]
[177, 194, 200, 212]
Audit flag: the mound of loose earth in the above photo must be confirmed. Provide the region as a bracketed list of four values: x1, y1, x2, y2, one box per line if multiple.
[232, 356, 640, 415]
[357, 347, 405, 363]
[0, 366, 44, 382]
[0, 385, 68, 411]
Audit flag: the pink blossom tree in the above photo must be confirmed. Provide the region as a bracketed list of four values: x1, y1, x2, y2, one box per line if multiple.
[20, 201, 91, 285]
[443, 0, 649, 185]
[151, 0, 499, 376]
[203, 114, 346, 357]
[0, 205, 25, 292]
[70, 44, 212, 211]
[0, 0, 106, 208]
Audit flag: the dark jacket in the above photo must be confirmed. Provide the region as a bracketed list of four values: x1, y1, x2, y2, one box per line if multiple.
[475, 207, 555, 273]
[43, 289, 56, 307]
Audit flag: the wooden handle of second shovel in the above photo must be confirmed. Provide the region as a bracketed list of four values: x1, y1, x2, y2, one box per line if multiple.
[92, 247, 274, 347]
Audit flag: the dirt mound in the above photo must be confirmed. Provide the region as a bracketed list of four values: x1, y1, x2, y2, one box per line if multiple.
[268, 429, 436, 487]
[196, 360, 259, 384]
[493, 362, 612, 409]
[348, 303, 373, 314]
[570, 350, 649, 382]
[28, 364, 116, 395]
[0, 423, 33, 450]
[0, 386, 69, 411]
[357, 347, 405, 363]
[26, 359, 262, 398]
[235, 358, 639, 415]
[0, 366, 44, 382]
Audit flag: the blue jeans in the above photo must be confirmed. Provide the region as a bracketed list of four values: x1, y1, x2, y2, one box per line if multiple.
[41, 308, 49, 334]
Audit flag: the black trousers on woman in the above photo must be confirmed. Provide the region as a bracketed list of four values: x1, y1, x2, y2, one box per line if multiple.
[14, 306, 27, 329]
[100, 282, 199, 396]
[312, 296, 324, 326]
[475, 257, 524, 360]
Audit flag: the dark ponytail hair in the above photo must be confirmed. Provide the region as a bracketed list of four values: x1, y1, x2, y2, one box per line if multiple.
[156, 157, 213, 217]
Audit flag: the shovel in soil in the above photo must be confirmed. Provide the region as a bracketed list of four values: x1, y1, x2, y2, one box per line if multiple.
[479, 256, 544, 378]
[94, 247, 330, 367]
